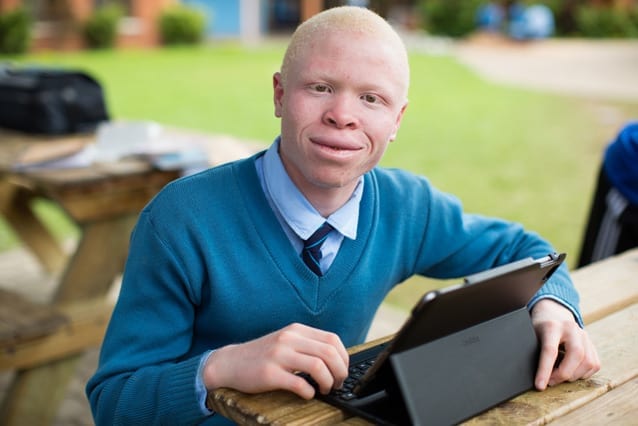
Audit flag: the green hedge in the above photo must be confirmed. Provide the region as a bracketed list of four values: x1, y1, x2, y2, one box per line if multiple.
[158, 5, 206, 45]
[0, 7, 31, 54]
[83, 4, 123, 49]
[419, 0, 483, 37]
[575, 6, 638, 38]
[417, 0, 638, 38]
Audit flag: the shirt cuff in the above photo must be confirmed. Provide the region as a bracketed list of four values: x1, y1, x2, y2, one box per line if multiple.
[196, 350, 216, 415]
[528, 294, 584, 328]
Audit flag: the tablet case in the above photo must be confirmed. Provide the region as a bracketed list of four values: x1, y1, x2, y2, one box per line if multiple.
[347, 307, 539, 426]
[390, 306, 538, 425]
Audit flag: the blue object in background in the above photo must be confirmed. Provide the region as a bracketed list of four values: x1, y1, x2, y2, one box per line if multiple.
[509, 3, 555, 40]
[476, 2, 505, 32]
[181, 0, 270, 39]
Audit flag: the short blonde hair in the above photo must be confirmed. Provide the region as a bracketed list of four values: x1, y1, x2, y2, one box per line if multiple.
[280, 6, 409, 93]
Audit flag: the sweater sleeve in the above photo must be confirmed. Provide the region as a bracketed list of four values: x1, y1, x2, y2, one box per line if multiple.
[86, 211, 215, 425]
[411, 178, 583, 326]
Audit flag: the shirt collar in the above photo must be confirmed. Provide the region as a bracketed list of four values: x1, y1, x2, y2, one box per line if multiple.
[262, 137, 362, 240]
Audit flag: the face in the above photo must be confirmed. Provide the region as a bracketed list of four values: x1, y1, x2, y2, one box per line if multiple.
[273, 30, 408, 206]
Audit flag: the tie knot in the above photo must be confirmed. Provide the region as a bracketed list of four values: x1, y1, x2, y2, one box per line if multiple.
[304, 222, 334, 249]
[302, 222, 333, 275]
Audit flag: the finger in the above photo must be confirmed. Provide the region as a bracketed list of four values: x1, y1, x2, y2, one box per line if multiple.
[293, 353, 341, 394]
[567, 338, 601, 381]
[534, 327, 561, 390]
[549, 340, 584, 385]
[282, 371, 318, 400]
[258, 363, 315, 399]
[282, 324, 349, 387]
[549, 329, 601, 385]
[584, 339, 601, 376]
[294, 339, 349, 390]
[289, 324, 349, 366]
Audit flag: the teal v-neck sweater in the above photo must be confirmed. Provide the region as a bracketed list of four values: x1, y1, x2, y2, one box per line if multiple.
[87, 153, 579, 425]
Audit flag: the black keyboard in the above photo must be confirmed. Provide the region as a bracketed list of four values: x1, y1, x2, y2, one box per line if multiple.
[301, 341, 388, 402]
[331, 357, 377, 400]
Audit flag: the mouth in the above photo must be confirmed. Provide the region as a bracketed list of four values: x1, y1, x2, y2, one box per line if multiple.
[311, 138, 362, 154]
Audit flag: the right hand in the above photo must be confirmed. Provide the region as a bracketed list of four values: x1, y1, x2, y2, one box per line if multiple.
[203, 323, 349, 399]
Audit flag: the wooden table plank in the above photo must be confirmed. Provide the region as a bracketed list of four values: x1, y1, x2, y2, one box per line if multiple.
[333, 418, 373, 425]
[572, 249, 638, 325]
[0, 128, 91, 169]
[209, 387, 349, 426]
[549, 378, 638, 425]
[12, 166, 180, 223]
[464, 303, 638, 425]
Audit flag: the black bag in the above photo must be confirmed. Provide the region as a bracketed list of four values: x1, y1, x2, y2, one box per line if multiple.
[0, 65, 110, 135]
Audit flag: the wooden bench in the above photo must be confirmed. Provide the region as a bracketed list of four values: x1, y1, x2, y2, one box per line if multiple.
[0, 289, 113, 370]
[0, 289, 112, 424]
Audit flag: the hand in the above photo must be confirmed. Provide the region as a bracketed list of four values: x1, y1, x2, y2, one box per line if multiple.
[531, 299, 600, 390]
[203, 323, 349, 399]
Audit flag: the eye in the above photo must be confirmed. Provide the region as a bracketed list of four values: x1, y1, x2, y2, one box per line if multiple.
[361, 93, 380, 104]
[312, 84, 331, 93]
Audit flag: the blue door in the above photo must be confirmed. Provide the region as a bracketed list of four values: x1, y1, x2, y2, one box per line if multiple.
[182, 0, 241, 37]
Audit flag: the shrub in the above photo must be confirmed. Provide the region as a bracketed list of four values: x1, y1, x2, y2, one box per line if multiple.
[158, 5, 206, 45]
[418, 0, 484, 38]
[83, 4, 123, 49]
[0, 7, 31, 54]
[575, 6, 638, 38]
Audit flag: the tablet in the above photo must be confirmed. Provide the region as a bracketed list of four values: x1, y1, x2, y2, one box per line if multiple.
[354, 252, 566, 394]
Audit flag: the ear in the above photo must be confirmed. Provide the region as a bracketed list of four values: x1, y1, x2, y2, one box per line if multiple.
[389, 102, 408, 141]
[273, 72, 284, 118]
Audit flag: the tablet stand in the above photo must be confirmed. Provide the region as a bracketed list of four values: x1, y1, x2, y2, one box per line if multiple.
[386, 307, 539, 426]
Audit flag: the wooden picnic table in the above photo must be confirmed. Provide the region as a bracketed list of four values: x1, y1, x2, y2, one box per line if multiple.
[0, 127, 261, 425]
[208, 248, 638, 425]
[0, 128, 181, 424]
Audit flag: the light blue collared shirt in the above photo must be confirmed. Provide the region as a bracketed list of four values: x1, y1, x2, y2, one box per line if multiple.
[255, 137, 363, 273]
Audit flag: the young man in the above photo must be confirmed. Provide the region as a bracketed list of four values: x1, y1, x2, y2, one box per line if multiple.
[87, 6, 599, 425]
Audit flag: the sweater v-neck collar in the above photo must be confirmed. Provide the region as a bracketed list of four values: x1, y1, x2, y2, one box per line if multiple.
[232, 154, 376, 313]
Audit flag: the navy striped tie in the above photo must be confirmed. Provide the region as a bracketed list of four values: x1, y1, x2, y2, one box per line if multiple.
[302, 222, 334, 276]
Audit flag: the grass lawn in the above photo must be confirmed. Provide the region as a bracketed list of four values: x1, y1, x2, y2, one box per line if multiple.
[2, 41, 637, 311]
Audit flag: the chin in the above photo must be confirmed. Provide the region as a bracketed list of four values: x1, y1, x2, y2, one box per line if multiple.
[312, 175, 357, 190]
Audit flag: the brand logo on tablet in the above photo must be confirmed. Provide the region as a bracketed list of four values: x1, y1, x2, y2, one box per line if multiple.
[462, 336, 480, 346]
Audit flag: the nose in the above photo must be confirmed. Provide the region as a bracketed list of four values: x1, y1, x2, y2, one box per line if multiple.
[323, 94, 359, 130]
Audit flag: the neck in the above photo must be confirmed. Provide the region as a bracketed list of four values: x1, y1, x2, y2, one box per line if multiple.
[303, 183, 357, 217]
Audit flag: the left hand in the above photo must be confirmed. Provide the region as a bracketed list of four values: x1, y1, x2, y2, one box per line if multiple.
[531, 299, 600, 390]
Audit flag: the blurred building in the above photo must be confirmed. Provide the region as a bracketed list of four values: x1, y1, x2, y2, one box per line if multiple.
[0, 0, 329, 51]
[0, 0, 636, 51]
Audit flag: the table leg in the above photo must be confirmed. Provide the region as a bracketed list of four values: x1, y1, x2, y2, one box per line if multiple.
[0, 354, 81, 426]
[0, 183, 67, 275]
[53, 214, 138, 303]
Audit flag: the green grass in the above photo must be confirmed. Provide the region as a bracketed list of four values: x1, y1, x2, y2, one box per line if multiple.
[2, 43, 638, 311]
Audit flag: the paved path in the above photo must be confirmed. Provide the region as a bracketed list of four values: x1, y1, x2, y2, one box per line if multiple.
[454, 33, 638, 102]
[405, 31, 638, 103]
[2, 35, 637, 426]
